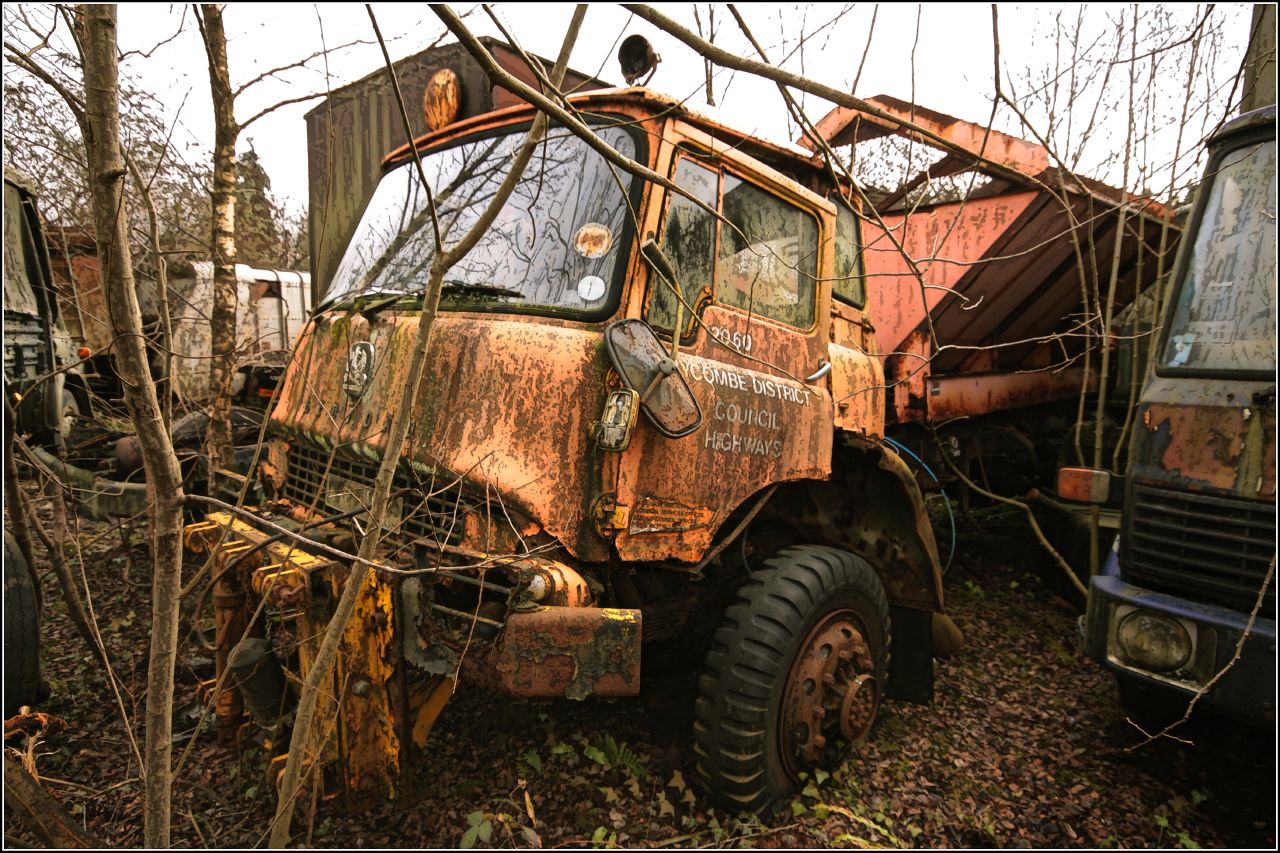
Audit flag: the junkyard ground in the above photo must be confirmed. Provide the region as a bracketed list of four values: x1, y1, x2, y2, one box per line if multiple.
[5, 490, 1275, 848]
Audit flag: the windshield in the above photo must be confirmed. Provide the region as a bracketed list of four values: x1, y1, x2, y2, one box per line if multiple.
[4, 182, 43, 316]
[325, 123, 639, 316]
[1162, 138, 1276, 374]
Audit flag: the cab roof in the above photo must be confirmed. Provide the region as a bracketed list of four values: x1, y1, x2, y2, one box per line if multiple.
[383, 86, 837, 195]
[1212, 104, 1276, 147]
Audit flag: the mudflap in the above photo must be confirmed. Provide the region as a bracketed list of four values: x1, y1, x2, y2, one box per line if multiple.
[886, 605, 934, 704]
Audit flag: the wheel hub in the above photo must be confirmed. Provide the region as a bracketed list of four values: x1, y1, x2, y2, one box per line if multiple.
[780, 610, 877, 775]
[839, 673, 878, 741]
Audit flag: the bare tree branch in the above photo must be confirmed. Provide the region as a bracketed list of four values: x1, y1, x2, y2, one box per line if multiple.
[235, 90, 326, 131]
[231, 36, 372, 97]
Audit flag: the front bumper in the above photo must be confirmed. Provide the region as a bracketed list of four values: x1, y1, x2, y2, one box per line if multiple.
[185, 509, 643, 805]
[1084, 550, 1276, 723]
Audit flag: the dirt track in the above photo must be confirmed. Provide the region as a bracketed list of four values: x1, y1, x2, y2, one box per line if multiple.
[7, 500, 1275, 848]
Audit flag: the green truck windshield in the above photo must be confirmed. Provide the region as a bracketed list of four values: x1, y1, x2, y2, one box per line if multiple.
[1162, 138, 1277, 374]
[325, 124, 637, 315]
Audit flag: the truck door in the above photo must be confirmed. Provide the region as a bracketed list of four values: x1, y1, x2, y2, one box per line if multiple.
[611, 129, 835, 563]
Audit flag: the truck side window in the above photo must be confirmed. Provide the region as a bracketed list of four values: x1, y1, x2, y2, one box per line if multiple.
[716, 173, 818, 329]
[832, 202, 866, 308]
[651, 157, 718, 333]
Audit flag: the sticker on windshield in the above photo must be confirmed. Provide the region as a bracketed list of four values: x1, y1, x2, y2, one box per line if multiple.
[574, 223, 613, 259]
[1168, 334, 1195, 367]
[577, 275, 607, 302]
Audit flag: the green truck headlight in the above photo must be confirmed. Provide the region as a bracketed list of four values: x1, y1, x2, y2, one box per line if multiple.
[1116, 609, 1192, 673]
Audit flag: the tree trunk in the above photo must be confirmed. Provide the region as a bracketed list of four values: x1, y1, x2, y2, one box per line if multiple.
[266, 8, 587, 844]
[4, 404, 40, 605]
[78, 5, 187, 846]
[199, 3, 239, 476]
[1240, 4, 1277, 113]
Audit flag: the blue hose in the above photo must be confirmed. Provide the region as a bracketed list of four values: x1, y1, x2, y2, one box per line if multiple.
[881, 434, 957, 574]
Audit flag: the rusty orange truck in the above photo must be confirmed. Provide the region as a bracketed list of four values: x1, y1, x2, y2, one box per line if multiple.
[186, 76, 953, 811]
[184, 27, 1194, 809]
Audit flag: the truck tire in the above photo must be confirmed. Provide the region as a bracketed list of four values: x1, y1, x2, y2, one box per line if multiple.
[4, 531, 42, 715]
[694, 545, 891, 812]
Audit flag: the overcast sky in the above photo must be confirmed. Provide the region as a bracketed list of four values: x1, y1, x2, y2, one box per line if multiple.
[98, 3, 1251, 212]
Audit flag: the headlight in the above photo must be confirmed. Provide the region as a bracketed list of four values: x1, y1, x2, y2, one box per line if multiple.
[1116, 609, 1192, 673]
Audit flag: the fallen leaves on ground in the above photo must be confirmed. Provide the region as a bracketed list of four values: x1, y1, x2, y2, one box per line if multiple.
[6, 496, 1274, 848]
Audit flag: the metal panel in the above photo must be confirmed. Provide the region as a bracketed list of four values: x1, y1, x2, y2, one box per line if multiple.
[923, 367, 1092, 420]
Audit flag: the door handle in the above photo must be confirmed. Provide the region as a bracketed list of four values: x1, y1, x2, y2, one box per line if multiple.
[805, 359, 832, 383]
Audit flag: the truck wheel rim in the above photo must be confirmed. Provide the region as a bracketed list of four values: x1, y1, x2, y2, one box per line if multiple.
[779, 609, 876, 778]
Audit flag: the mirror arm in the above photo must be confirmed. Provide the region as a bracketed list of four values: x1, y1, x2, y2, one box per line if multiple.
[640, 238, 687, 363]
[670, 295, 684, 362]
[640, 357, 677, 404]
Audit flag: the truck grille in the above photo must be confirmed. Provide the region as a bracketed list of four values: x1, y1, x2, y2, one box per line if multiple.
[1125, 483, 1275, 614]
[3, 312, 49, 381]
[280, 440, 470, 549]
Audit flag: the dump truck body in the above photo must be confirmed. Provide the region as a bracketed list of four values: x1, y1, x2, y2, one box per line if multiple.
[810, 96, 1173, 390]
[805, 99, 1181, 578]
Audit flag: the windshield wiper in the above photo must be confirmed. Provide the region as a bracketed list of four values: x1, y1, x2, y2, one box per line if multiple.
[441, 280, 525, 300]
[358, 291, 416, 321]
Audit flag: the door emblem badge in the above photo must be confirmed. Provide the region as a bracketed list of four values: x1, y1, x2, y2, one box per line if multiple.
[343, 341, 375, 400]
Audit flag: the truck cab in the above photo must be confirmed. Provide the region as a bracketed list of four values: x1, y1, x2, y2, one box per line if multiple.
[4, 167, 87, 442]
[187, 86, 947, 810]
[1069, 106, 1276, 722]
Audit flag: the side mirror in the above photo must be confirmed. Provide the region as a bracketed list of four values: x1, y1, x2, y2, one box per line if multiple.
[603, 319, 702, 437]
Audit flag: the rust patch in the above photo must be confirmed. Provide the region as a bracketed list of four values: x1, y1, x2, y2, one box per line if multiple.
[1143, 402, 1247, 492]
[270, 313, 613, 563]
[262, 437, 289, 493]
[574, 222, 613, 259]
[924, 368, 1092, 420]
[829, 341, 884, 436]
[337, 563, 400, 800]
